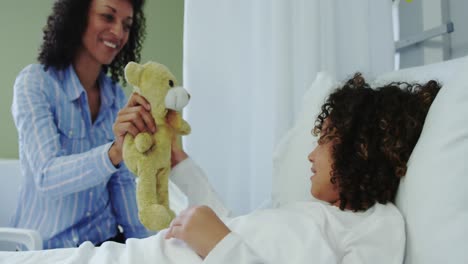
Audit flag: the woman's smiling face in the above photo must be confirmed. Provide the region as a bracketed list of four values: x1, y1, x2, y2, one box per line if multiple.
[79, 0, 134, 66]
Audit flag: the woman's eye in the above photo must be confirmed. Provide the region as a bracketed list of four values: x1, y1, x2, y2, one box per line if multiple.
[123, 23, 132, 32]
[169, 80, 174, 87]
[102, 14, 114, 22]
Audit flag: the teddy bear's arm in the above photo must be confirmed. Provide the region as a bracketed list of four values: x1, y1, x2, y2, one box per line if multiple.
[167, 111, 191, 135]
[177, 119, 191, 135]
[135, 132, 155, 153]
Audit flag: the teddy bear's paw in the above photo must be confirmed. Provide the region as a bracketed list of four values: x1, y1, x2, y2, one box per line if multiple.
[139, 205, 175, 231]
[135, 132, 154, 153]
[179, 122, 191, 135]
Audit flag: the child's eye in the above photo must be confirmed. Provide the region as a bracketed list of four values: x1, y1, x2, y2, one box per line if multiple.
[318, 134, 334, 145]
[318, 137, 325, 145]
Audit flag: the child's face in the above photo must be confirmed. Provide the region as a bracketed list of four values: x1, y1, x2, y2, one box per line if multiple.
[308, 121, 340, 206]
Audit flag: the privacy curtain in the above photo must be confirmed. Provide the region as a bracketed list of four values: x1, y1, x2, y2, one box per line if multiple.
[183, 0, 394, 215]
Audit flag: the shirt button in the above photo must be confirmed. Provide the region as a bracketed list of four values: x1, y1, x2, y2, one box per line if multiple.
[86, 211, 91, 217]
[69, 130, 73, 137]
[72, 236, 78, 243]
[89, 191, 93, 196]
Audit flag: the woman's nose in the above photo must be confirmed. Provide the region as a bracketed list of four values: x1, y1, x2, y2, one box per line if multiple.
[110, 23, 124, 39]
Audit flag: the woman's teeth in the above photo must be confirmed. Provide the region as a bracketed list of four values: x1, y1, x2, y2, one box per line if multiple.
[103, 41, 117, 49]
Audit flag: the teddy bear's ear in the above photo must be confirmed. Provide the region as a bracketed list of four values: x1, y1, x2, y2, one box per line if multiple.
[125, 62, 143, 86]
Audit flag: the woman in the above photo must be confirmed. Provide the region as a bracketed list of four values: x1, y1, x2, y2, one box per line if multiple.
[11, 0, 155, 249]
[164, 74, 441, 263]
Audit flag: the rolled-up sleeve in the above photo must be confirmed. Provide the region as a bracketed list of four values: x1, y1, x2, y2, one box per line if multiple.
[171, 158, 231, 218]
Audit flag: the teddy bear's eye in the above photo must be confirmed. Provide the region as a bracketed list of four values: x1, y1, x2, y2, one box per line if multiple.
[169, 80, 174, 87]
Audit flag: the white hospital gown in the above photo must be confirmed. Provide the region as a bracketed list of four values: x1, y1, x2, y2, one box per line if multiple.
[0, 158, 405, 264]
[205, 201, 405, 264]
[173, 158, 405, 264]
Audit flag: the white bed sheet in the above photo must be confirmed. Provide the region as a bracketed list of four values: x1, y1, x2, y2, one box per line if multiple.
[0, 231, 202, 264]
[0, 201, 405, 264]
[0, 202, 338, 264]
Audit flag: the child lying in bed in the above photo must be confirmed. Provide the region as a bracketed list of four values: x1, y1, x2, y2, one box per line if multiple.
[0, 74, 440, 264]
[164, 73, 441, 263]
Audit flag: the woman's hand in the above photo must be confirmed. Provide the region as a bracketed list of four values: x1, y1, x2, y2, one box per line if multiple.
[165, 206, 231, 259]
[109, 93, 156, 166]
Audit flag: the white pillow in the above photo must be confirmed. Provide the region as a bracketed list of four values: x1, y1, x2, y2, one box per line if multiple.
[271, 72, 338, 207]
[386, 57, 468, 264]
[373, 55, 467, 86]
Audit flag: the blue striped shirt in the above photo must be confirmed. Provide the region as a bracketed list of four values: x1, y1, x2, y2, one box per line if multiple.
[10, 64, 150, 249]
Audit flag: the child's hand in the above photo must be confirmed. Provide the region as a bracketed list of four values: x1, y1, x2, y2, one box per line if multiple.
[165, 206, 231, 258]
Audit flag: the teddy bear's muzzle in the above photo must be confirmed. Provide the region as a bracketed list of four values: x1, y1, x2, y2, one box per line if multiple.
[165, 86, 190, 111]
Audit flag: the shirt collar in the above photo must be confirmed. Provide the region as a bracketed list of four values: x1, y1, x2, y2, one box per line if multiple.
[61, 65, 83, 101]
[99, 71, 117, 109]
[63, 65, 118, 107]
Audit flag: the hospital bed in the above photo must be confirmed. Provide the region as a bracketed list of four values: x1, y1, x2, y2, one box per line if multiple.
[1, 55, 467, 263]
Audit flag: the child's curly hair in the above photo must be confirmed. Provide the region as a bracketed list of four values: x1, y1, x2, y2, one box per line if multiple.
[37, 0, 146, 84]
[314, 73, 441, 211]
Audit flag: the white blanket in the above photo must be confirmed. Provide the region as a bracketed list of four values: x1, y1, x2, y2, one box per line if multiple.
[0, 232, 203, 264]
[0, 201, 403, 264]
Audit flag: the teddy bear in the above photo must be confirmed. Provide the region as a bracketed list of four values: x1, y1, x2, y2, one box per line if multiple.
[122, 61, 191, 231]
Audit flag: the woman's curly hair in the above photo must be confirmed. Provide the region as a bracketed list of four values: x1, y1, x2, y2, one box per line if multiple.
[37, 0, 146, 83]
[313, 73, 441, 211]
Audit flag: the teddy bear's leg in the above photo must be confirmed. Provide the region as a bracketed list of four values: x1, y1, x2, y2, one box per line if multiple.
[139, 204, 174, 231]
[156, 167, 170, 207]
[156, 167, 176, 218]
[137, 168, 175, 231]
[136, 167, 158, 211]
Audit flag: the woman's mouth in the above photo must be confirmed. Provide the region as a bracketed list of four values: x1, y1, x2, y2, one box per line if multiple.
[103, 40, 118, 49]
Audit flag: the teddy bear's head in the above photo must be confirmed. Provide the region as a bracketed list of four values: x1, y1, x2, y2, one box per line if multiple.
[124, 61, 190, 119]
